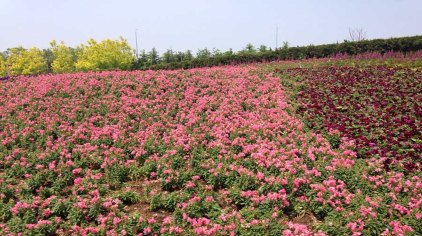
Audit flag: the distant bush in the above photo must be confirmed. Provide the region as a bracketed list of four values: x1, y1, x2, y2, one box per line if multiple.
[134, 35, 422, 70]
[75, 37, 135, 71]
[0, 55, 6, 77]
[6, 47, 47, 76]
[50, 40, 75, 74]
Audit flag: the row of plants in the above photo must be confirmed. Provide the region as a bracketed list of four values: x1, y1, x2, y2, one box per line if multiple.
[276, 66, 421, 172]
[1, 64, 421, 235]
[1, 35, 422, 77]
[0, 37, 134, 77]
[135, 36, 422, 70]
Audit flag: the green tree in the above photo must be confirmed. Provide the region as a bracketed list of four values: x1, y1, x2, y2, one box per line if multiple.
[42, 48, 54, 73]
[7, 47, 47, 76]
[136, 50, 149, 67]
[174, 51, 184, 62]
[224, 48, 234, 56]
[196, 48, 211, 59]
[0, 55, 7, 77]
[184, 50, 193, 61]
[148, 48, 160, 65]
[75, 37, 134, 71]
[243, 43, 256, 53]
[50, 40, 75, 73]
[162, 49, 175, 63]
[259, 45, 268, 53]
[212, 48, 223, 57]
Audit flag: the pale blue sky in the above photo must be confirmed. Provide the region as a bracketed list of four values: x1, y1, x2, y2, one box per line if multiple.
[1, 0, 421, 53]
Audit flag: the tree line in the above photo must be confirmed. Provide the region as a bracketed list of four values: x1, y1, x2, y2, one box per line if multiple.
[0, 37, 133, 77]
[1, 35, 421, 77]
[137, 35, 422, 70]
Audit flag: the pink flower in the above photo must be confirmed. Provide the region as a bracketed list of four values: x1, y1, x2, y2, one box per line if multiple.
[74, 177, 83, 185]
[147, 218, 156, 224]
[185, 181, 196, 189]
[256, 171, 264, 180]
[42, 208, 52, 217]
[205, 196, 215, 202]
[113, 217, 121, 225]
[389, 221, 414, 235]
[72, 168, 82, 175]
[163, 216, 172, 225]
[143, 227, 151, 234]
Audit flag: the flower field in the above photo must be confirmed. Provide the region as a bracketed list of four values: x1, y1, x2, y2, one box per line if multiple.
[279, 66, 421, 171]
[0, 64, 421, 235]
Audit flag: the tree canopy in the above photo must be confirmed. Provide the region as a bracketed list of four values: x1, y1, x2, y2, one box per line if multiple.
[7, 47, 47, 76]
[0, 55, 6, 77]
[50, 40, 75, 73]
[75, 37, 135, 71]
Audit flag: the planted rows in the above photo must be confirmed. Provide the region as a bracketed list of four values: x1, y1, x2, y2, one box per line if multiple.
[279, 66, 421, 172]
[0, 66, 420, 235]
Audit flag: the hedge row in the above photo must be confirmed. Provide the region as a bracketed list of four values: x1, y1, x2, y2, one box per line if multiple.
[134, 35, 422, 70]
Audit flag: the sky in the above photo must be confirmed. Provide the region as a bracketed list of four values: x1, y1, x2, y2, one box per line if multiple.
[1, 0, 421, 54]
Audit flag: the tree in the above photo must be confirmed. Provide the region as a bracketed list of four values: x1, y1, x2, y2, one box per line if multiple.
[224, 48, 234, 56]
[243, 43, 256, 53]
[162, 49, 175, 63]
[196, 48, 211, 59]
[50, 40, 75, 73]
[75, 37, 134, 71]
[148, 48, 160, 65]
[137, 50, 149, 66]
[7, 47, 47, 76]
[349, 28, 367, 42]
[42, 48, 54, 73]
[0, 55, 6, 77]
[174, 51, 184, 62]
[212, 48, 222, 57]
[184, 50, 193, 61]
[259, 45, 268, 53]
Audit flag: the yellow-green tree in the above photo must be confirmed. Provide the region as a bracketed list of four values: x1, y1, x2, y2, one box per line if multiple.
[75, 37, 134, 71]
[7, 47, 47, 76]
[50, 40, 75, 73]
[0, 55, 6, 77]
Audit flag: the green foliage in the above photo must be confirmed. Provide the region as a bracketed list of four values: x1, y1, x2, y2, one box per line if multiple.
[162, 49, 175, 63]
[2, 35, 421, 75]
[196, 48, 211, 60]
[148, 48, 160, 65]
[235, 174, 259, 191]
[104, 164, 130, 189]
[150, 192, 185, 212]
[241, 43, 256, 54]
[6, 47, 47, 76]
[134, 35, 422, 70]
[75, 37, 134, 71]
[0, 55, 6, 76]
[258, 45, 268, 53]
[42, 48, 54, 73]
[50, 40, 75, 73]
[326, 132, 341, 149]
[114, 190, 141, 204]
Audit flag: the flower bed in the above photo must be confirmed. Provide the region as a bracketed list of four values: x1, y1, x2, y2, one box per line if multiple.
[0, 66, 420, 235]
[279, 66, 421, 172]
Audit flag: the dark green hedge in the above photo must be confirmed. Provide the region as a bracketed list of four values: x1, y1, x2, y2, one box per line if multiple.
[133, 35, 422, 70]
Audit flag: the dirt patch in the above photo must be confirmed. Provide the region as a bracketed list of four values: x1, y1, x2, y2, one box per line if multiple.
[124, 179, 170, 222]
[291, 213, 318, 227]
[60, 185, 73, 195]
[124, 200, 170, 222]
